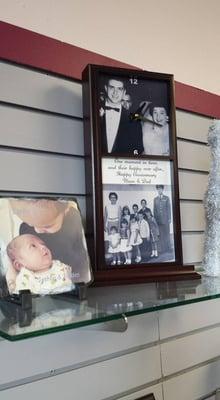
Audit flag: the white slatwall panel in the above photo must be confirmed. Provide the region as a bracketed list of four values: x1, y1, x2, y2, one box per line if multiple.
[0, 62, 82, 117]
[176, 109, 211, 142]
[177, 140, 210, 171]
[0, 347, 161, 400]
[0, 150, 85, 193]
[163, 360, 220, 400]
[179, 170, 208, 200]
[0, 60, 216, 400]
[0, 313, 158, 387]
[159, 297, 220, 340]
[0, 105, 84, 156]
[182, 233, 204, 263]
[180, 202, 205, 231]
[161, 325, 220, 376]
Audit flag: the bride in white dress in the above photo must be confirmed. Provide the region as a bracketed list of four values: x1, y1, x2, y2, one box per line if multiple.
[140, 102, 170, 156]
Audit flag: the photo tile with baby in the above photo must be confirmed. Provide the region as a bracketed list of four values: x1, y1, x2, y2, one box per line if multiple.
[0, 197, 92, 297]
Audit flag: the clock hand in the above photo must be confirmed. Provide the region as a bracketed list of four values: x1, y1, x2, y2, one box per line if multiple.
[130, 101, 163, 127]
[130, 112, 163, 127]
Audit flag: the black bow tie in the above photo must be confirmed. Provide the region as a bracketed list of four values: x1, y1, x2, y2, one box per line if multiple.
[105, 106, 120, 112]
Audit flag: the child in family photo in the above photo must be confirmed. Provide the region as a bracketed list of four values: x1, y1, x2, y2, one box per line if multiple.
[119, 219, 132, 265]
[129, 215, 142, 263]
[108, 226, 121, 265]
[138, 211, 151, 260]
[121, 206, 131, 226]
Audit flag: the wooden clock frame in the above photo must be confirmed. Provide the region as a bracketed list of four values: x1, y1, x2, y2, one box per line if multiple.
[82, 64, 199, 286]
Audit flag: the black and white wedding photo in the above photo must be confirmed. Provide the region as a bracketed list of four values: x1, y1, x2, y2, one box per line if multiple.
[99, 73, 171, 157]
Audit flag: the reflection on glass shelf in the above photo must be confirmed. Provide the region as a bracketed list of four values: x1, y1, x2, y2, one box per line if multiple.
[1, 306, 93, 337]
[0, 297, 97, 340]
[3, 275, 220, 341]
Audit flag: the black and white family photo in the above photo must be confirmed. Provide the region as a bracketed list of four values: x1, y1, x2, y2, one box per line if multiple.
[0, 197, 92, 296]
[99, 74, 170, 156]
[102, 157, 175, 267]
[103, 184, 175, 266]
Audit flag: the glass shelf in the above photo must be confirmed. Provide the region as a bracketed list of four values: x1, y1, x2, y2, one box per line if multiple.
[1, 275, 220, 341]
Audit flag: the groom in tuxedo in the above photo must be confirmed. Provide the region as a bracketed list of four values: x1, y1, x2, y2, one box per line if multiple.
[100, 77, 143, 155]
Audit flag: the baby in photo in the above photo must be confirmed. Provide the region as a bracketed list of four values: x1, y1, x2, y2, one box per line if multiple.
[6, 234, 75, 295]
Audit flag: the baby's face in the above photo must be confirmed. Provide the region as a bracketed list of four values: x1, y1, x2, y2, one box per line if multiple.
[15, 235, 52, 272]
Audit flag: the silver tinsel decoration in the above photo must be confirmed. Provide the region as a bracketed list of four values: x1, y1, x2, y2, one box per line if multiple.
[203, 119, 220, 276]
